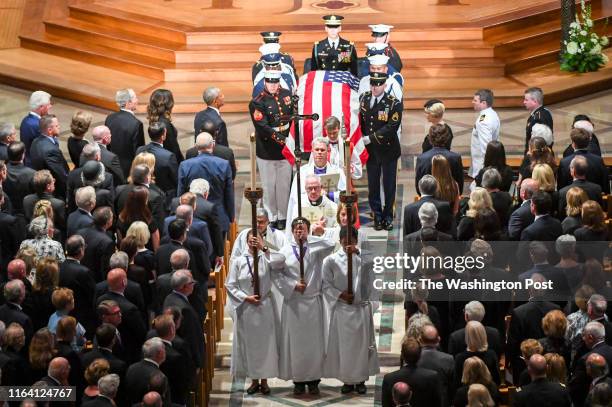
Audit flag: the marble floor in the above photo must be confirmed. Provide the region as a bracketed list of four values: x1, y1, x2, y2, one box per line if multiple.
[0, 84, 610, 406]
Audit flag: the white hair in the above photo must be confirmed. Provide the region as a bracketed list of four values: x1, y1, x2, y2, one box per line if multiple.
[195, 132, 214, 149]
[98, 374, 120, 398]
[0, 123, 15, 140]
[189, 178, 210, 195]
[142, 337, 165, 359]
[464, 301, 485, 322]
[573, 120, 594, 135]
[585, 321, 606, 341]
[29, 91, 51, 110]
[418, 202, 438, 228]
[203, 87, 220, 105]
[75, 186, 96, 209]
[115, 89, 135, 108]
[531, 123, 553, 146]
[312, 136, 329, 148]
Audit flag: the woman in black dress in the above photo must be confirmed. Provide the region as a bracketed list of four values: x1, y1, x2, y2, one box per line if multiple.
[67, 111, 92, 166]
[147, 89, 184, 162]
[116, 186, 160, 251]
[575, 201, 609, 262]
[475, 141, 514, 192]
[421, 99, 453, 152]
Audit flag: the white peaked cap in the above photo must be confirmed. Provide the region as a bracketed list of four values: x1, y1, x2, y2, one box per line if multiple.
[365, 42, 388, 51]
[368, 54, 390, 66]
[369, 24, 394, 33]
[259, 43, 281, 56]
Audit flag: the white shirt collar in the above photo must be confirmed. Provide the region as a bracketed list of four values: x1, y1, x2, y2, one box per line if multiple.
[144, 358, 159, 368]
[328, 38, 338, 47]
[209, 106, 220, 115]
[29, 111, 41, 119]
[120, 108, 135, 116]
[534, 214, 548, 221]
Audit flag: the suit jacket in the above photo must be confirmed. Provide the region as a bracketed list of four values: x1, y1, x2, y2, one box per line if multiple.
[81, 395, 115, 407]
[115, 183, 166, 233]
[177, 153, 234, 232]
[23, 192, 66, 233]
[508, 200, 534, 240]
[193, 107, 228, 147]
[125, 359, 170, 406]
[5, 162, 35, 214]
[558, 149, 610, 194]
[135, 142, 178, 196]
[77, 225, 116, 282]
[29, 135, 69, 199]
[160, 340, 191, 404]
[95, 280, 145, 318]
[448, 325, 503, 357]
[381, 364, 442, 407]
[96, 292, 147, 364]
[67, 208, 94, 238]
[186, 145, 237, 180]
[0, 303, 33, 344]
[105, 110, 145, 177]
[515, 377, 571, 407]
[415, 147, 464, 194]
[402, 196, 456, 238]
[520, 214, 563, 242]
[59, 258, 96, 334]
[20, 113, 40, 166]
[0, 212, 26, 269]
[66, 164, 115, 213]
[156, 238, 210, 283]
[418, 347, 455, 407]
[155, 273, 206, 322]
[163, 216, 213, 260]
[558, 179, 603, 216]
[163, 292, 204, 368]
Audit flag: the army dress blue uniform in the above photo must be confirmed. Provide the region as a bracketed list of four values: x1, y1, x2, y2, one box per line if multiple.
[310, 15, 358, 76]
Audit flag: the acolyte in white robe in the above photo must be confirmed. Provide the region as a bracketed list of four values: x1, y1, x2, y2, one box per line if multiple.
[226, 251, 286, 379]
[322, 249, 380, 384]
[274, 236, 335, 382]
[285, 194, 338, 238]
[230, 226, 288, 258]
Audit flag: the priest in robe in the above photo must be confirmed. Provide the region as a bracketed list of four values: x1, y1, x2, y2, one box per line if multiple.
[285, 174, 338, 238]
[274, 217, 335, 395]
[322, 226, 379, 394]
[226, 231, 286, 396]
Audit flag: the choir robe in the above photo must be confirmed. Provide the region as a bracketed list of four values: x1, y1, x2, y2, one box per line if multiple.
[322, 249, 379, 384]
[274, 236, 335, 382]
[226, 250, 285, 379]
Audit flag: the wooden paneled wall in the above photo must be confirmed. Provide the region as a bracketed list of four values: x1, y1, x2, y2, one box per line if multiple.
[19, 0, 95, 37]
[0, 0, 25, 49]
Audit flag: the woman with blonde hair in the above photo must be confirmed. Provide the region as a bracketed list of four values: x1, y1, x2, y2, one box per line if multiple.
[452, 356, 499, 407]
[562, 187, 589, 234]
[67, 110, 92, 165]
[518, 136, 556, 186]
[82, 358, 110, 403]
[28, 328, 56, 382]
[422, 99, 453, 152]
[532, 163, 559, 216]
[126, 221, 156, 281]
[457, 188, 493, 241]
[454, 321, 500, 385]
[32, 199, 62, 242]
[544, 353, 567, 384]
[128, 152, 156, 184]
[432, 154, 460, 214]
[467, 383, 495, 407]
[147, 89, 183, 162]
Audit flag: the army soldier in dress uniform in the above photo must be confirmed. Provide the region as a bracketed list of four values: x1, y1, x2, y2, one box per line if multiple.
[369, 24, 402, 72]
[524, 86, 553, 153]
[259, 31, 296, 72]
[249, 70, 294, 231]
[514, 354, 571, 407]
[310, 15, 358, 76]
[360, 72, 402, 231]
[470, 89, 500, 182]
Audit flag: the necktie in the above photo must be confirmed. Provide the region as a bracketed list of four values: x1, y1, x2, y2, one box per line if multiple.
[371, 97, 379, 108]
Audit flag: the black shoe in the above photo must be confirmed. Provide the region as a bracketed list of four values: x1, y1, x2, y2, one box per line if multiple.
[373, 220, 383, 231]
[356, 382, 367, 394]
[308, 383, 320, 395]
[246, 383, 260, 395]
[341, 384, 355, 394]
[384, 220, 393, 231]
[294, 384, 306, 395]
[260, 383, 271, 395]
[277, 219, 286, 230]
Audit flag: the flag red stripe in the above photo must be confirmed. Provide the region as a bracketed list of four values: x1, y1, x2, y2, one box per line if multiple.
[321, 80, 333, 132]
[301, 71, 315, 152]
[341, 83, 352, 141]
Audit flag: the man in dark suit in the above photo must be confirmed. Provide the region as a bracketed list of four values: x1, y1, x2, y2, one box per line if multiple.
[418, 325, 455, 407]
[115, 164, 166, 233]
[82, 373, 120, 407]
[96, 269, 147, 364]
[403, 175, 456, 237]
[163, 270, 205, 370]
[81, 323, 127, 378]
[415, 123, 464, 194]
[382, 337, 441, 407]
[194, 87, 228, 147]
[163, 205, 213, 264]
[80, 125, 126, 187]
[124, 338, 170, 405]
[0, 280, 33, 344]
[448, 300, 503, 357]
[29, 114, 69, 199]
[20, 90, 51, 167]
[0, 123, 17, 161]
[69, 150, 115, 213]
[177, 132, 234, 236]
[507, 274, 560, 384]
[60, 235, 96, 336]
[23, 169, 66, 234]
[569, 322, 612, 407]
[5, 142, 35, 215]
[78, 207, 116, 282]
[558, 127, 609, 194]
[508, 178, 539, 240]
[519, 242, 570, 302]
[105, 88, 145, 177]
[515, 354, 570, 407]
[581, 353, 612, 407]
[135, 122, 178, 200]
[558, 155, 603, 215]
[67, 186, 96, 237]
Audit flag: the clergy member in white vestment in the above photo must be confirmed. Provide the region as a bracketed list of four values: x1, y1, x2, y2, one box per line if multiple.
[226, 231, 286, 396]
[285, 174, 338, 238]
[470, 89, 500, 183]
[322, 227, 379, 394]
[274, 217, 335, 395]
[231, 208, 288, 257]
[313, 116, 362, 180]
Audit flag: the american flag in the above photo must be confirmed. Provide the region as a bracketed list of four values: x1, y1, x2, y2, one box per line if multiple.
[282, 70, 368, 165]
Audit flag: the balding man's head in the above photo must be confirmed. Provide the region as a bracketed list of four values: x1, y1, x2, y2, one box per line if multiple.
[4, 279, 25, 304]
[528, 354, 547, 379]
[7, 259, 26, 280]
[48, 357, 70, 384]
[107, 268, 127, 293]
[142, 392, 162, 407]
[392, 382, 412, 405]
[170, 249, 189, 271]
[587, 353, 609, 379]
[175, 205, 193, 225]
[195, 132, 214, 151]
[520, 178, 540, 200]
[420, 324, 440, 347]
[92, 125, 111, 145]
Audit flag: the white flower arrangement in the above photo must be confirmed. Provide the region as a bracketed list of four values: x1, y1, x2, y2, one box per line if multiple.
[561, 0, 609, 72]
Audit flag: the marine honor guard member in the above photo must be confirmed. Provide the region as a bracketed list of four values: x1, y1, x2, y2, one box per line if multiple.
[249, 70, 294, 231]
[258, 31, 296, 71]
[368, 24, 402, 72]
[310, 15, 358, 76]
[523, 86, 553, 153]
[470, 89, 500, 180]
[360, 71, 403, 231]
[252, 43, 298, 97]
